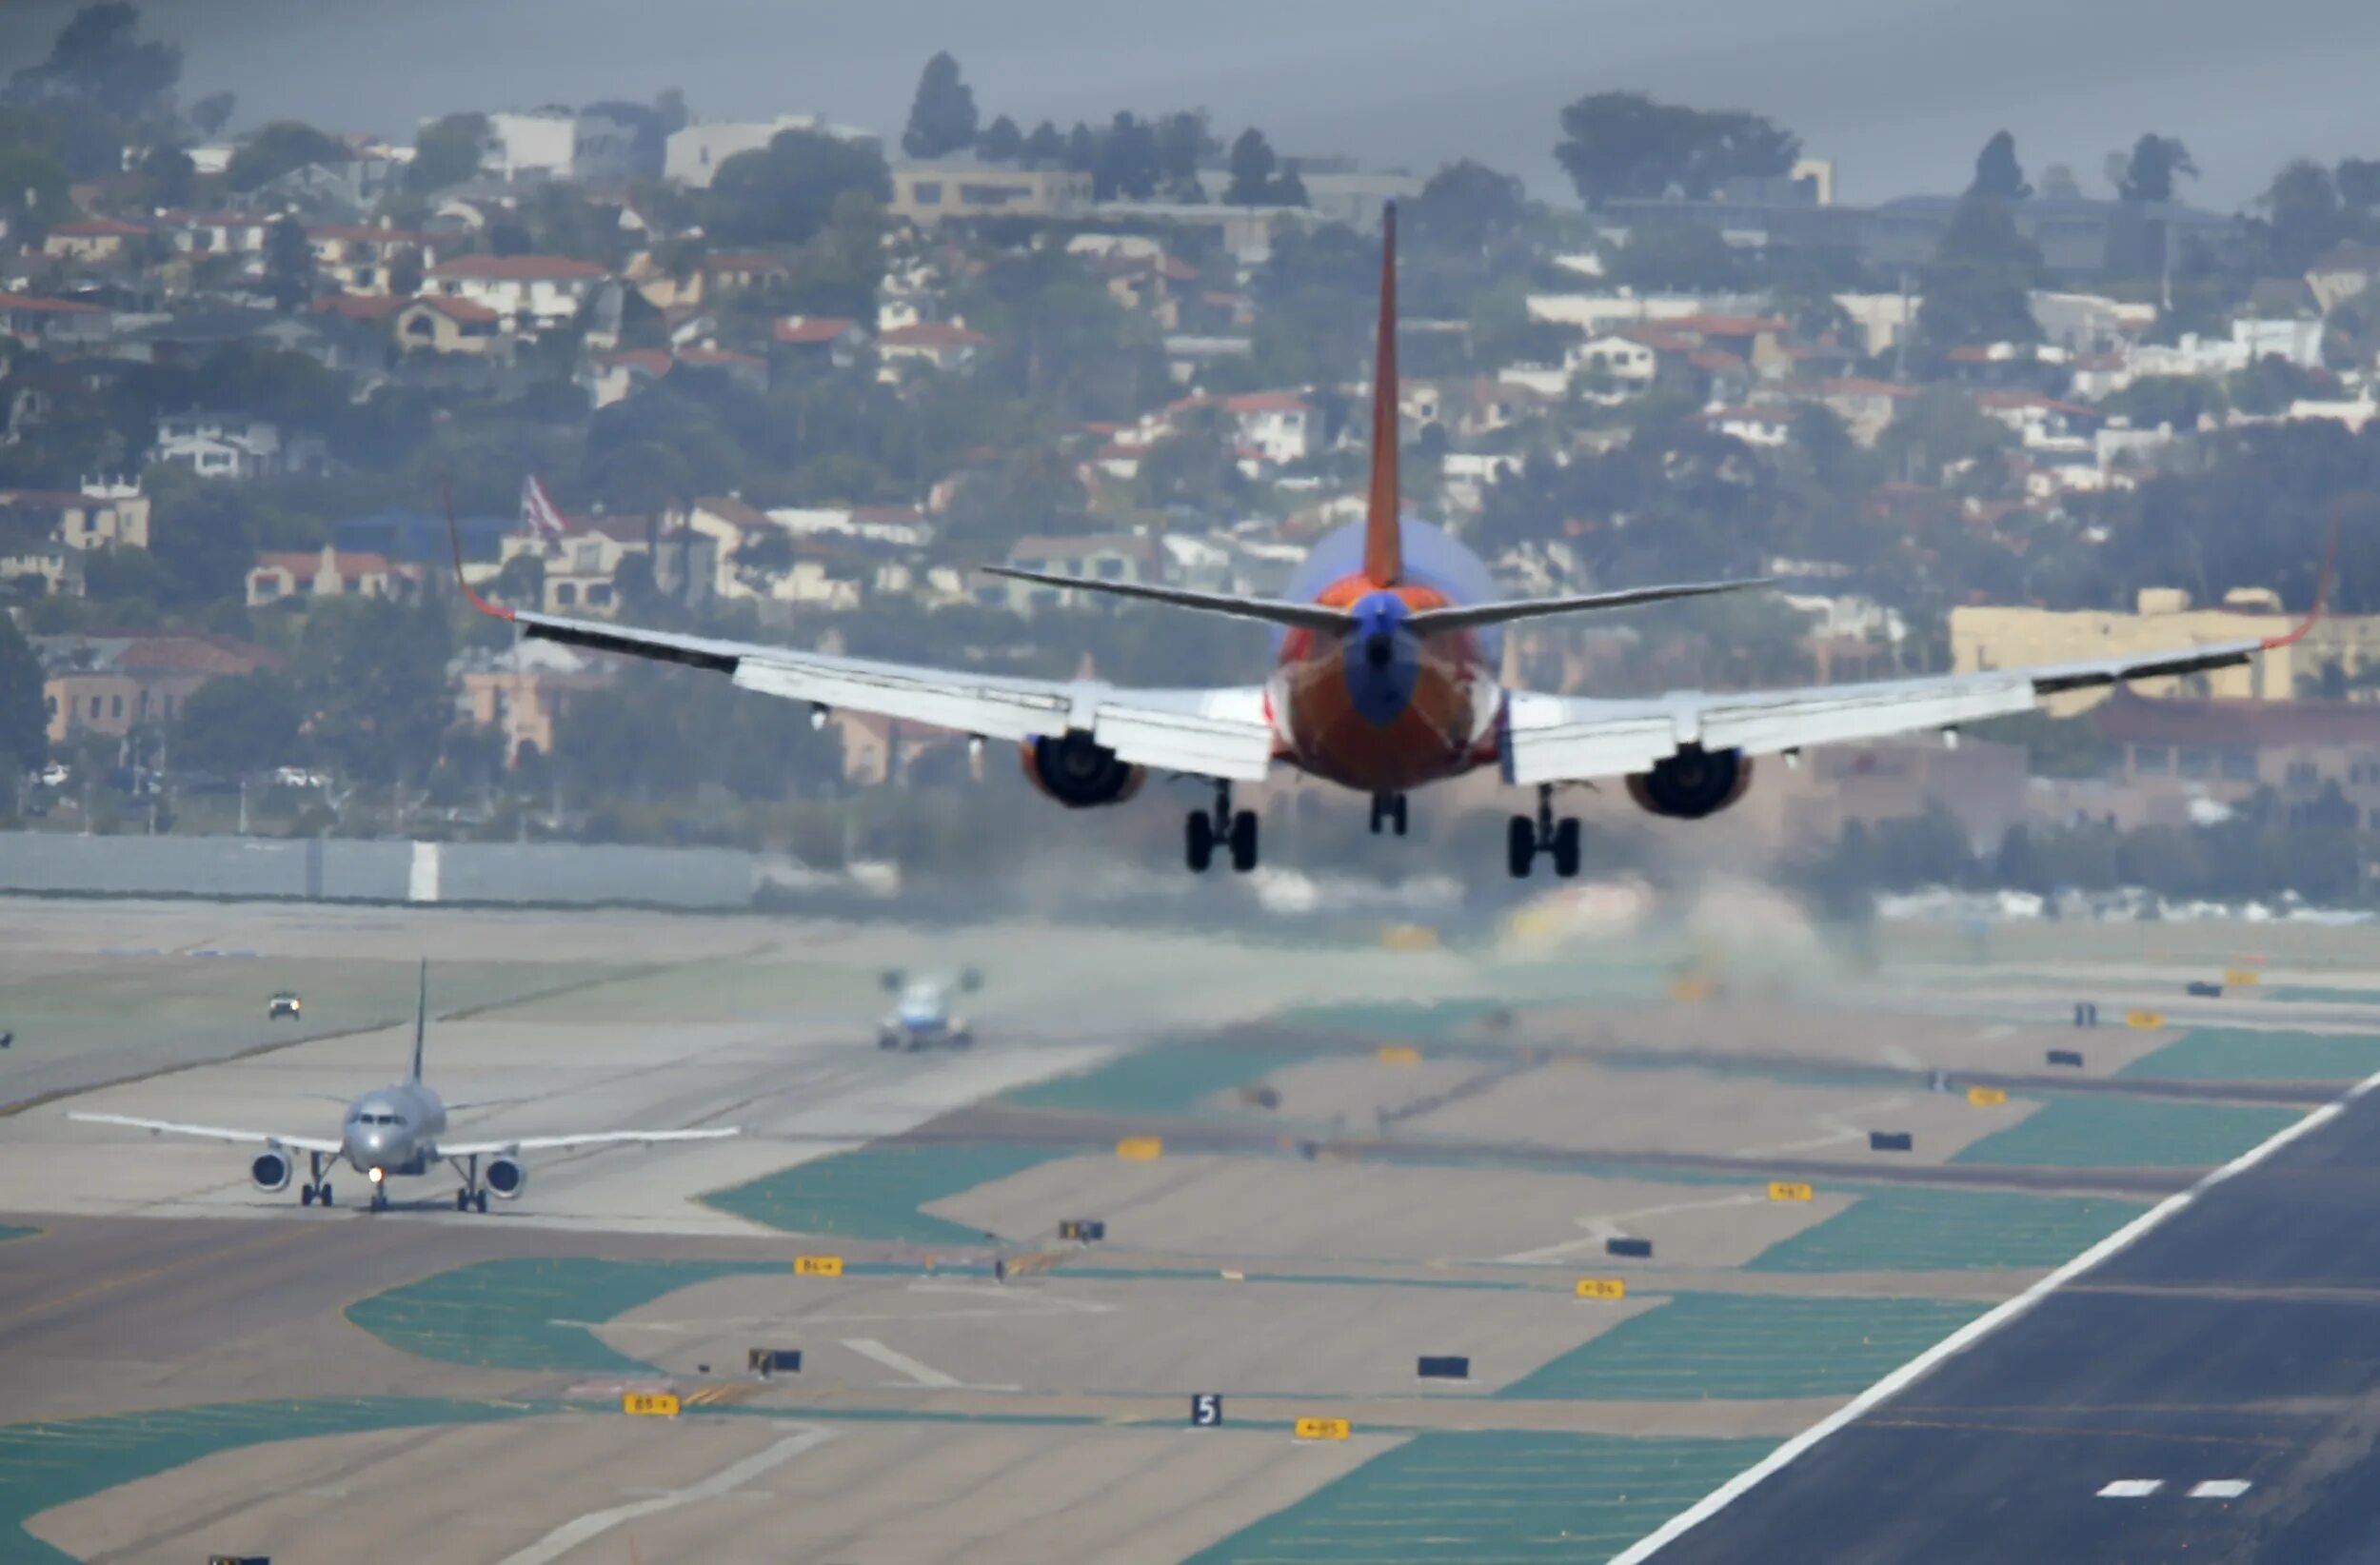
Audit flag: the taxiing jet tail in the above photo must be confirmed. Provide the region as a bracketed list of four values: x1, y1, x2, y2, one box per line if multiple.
[410, 958, 428, 1082]
[1363, 203, 1402, 588]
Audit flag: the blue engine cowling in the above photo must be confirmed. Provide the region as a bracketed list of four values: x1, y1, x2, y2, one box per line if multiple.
[486, 1156, 527, 1200]
[1020, 734, 1146, 809]
[250, 1150, 291, 1192]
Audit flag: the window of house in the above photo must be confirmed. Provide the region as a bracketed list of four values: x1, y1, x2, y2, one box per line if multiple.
[1097, 559, 1125, 580]
[44, 695, 55, 718]
[110, 696, 122, 720]
[587, 584, 613, 605]
[2288, 761, 2319, 786]
[2222, 750, 2256, 780]
[554, 583, 577, 606]
[2179, 748, 2212, 779]
[2132, 744, 2171, 775]
[912, 181, 942, 205]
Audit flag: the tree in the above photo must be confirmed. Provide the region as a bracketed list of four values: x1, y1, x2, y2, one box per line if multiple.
[977, 114, 1024, 163]
[2255, 159, 2348, 273]
[297, 597, 453, 784]
[1097, 111, 1161, 201]
[9, 2, 181, 121]
[263, 216, 315, 312]
[226, 121, 344, 192]
[408, 111, 488, 193]
[188, 89, 236, 138]
[1969, 129, 2030, 202]
[0, 609, 44, 774]
[172, 668, 302, 775]
[1154, 110, 1213, 200]
[1610, 218, 1744, 291]
[2037, 163, 2082, 201]
[901, 50, 977, 159]
[1063, 122, 1099, 174]
[702, 129, 890, 247]
[1224, 128, 1302, 205]
[1408, 159, 1527, 253]
[1553, 90, 1799, 208]
[1022, 120, 1066, 166]
[2118, 134, 2196, 203]
[133, 143, 194, 208]
[1915, 194, 2043, 353]
[653, 87, 689, 136]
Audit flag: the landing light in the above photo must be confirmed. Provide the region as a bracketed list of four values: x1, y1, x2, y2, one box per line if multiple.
[368, 1166, 386, 1184]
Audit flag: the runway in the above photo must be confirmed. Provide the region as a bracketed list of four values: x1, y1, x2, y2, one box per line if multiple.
[1636, 1069, 2380, 1564]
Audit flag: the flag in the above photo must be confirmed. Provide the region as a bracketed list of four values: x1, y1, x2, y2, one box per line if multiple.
[520, 474, 566, 541]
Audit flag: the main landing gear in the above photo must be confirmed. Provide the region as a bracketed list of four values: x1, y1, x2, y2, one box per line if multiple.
[298, 1150, 334, 1208]
[450, 1155, 491, 1214]
[1369, 792, 1409, 837]
[1186, 782, 1259, 874]
[1508, 784, 1581, 880]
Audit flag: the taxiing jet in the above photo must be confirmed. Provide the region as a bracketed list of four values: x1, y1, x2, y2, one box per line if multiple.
[450, 206, 2324, 880]
[69, 962, 737, 1212]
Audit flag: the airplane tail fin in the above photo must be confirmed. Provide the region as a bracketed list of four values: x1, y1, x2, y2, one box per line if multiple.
[410, 959, 427, 1082]
[1362, 203, 1402, 587]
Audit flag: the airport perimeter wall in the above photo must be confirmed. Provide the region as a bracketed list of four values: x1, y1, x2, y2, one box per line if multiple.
[0, 834, 759, 910]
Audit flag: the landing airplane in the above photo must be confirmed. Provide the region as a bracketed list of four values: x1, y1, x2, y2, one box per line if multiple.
[69, 962, 738, 1212]
[451, 206, 2323, 880]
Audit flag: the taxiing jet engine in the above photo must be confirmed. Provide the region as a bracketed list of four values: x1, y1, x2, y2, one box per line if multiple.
[249, 1149, 291, 1193]
[485, 1156, 527, 1200]
[1626, 744, 1754, 821]
[1020, 733, 1145, 809]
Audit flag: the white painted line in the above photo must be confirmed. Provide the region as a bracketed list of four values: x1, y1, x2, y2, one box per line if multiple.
[493, 1427, 833, 1565]
[1498, 1194, 1767, 1264]
[2190, 1479, 2252, 1498]
[2098, 1479, 2164, 1498]
[842, 1336, 969, 1389]
[1608, 1060, 2380, 1563]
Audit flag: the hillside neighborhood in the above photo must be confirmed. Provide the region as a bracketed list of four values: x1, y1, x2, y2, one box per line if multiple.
[7, 7, 2380, 898]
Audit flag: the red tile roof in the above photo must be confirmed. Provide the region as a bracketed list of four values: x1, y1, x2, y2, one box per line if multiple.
[316, 293, 409, 322]
[0, 292, 106, 314]
[252, 549, 397, 579]
[428, 254, 607, 282]
[49, 216, 149, 238]
[1225, 391, 1309, 413]
[877, 322, 991, 348]
[775, 315, 860, 345]
[411, 294, 499, 324]
[676, 346, 764, 367]
[2093, 690, 2370, 746]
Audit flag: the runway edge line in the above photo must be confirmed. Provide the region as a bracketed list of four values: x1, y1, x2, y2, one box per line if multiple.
[1607, 1062, 2380, 1564]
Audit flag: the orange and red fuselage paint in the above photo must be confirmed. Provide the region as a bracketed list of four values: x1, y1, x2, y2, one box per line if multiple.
[1269, 573, 1501, 794]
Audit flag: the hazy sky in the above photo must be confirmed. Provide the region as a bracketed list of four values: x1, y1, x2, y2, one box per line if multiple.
[4, 0, 2375, 209]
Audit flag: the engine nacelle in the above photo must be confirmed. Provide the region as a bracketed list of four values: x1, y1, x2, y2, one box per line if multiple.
[250, 1149, 291, 1193]
[1020, 733, 1146, 809]
[486, 1156, 527, 1200]
[1626, 745, 1755, 821]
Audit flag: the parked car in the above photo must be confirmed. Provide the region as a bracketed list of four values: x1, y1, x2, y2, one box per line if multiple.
[268, 991, 302, 1020]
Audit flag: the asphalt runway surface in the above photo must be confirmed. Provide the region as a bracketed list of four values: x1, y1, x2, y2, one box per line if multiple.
[1639, 1070, 2380, 1564]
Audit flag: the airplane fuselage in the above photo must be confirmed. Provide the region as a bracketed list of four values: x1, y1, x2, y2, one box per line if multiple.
[342, 1080, 448, 1179]
[1267, 517, 1503, 794]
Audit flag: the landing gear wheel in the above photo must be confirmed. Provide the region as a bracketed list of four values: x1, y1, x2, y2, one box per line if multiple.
[1228, 809, 1259, 873]
[1391, 795, 1409, 837]
[370, 1188, 387, 1213]
[300, 1183, 315, 1207]
[474, 1191, 489, 1215]
[1507, 815, 1536, 879]
[319, 1182, 333, 1207]
[456, 1188, 471, 1211]
[1551, 818, 1582, 879]
[1185, 809, 1216, 873]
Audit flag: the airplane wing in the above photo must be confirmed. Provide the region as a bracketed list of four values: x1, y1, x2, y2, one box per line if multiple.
[440, 1127, 743, 1158]
[67, 1112, 341, 1154]
[488, 604, 1279, 782]
[1502, 634, 2288, 785]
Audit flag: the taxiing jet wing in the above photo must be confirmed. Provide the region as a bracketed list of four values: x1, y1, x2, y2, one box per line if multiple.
[1502, 636, 2281, 786]
[486, 604, 1277, 782]
[67, 1111, 341, 1154]
[440, 1127, 742, 1157]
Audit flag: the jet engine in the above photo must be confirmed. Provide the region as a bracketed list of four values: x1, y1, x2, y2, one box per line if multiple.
[1626, 745, 1754, 821]
[486, 1156, 527, 1200]
[249, 1149, 291, 1193]
[1020, 733, 1145, 809]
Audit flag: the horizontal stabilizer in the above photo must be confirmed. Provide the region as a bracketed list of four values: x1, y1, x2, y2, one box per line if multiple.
[979, 565, 1353, 632]
[1402, 578, 1771, 636]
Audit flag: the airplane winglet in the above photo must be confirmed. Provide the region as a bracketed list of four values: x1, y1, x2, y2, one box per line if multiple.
[2263, 516, 2342, 649]
[445, 483, 513, 623]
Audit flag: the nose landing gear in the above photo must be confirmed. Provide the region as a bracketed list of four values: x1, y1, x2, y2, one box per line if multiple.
[1507, 785, 1582, 880]
[1368, 793, 1409, 837]
[1185, 782, 1259, 874]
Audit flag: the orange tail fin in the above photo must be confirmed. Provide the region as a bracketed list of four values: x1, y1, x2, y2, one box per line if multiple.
[1362, 203, 1401, 587]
